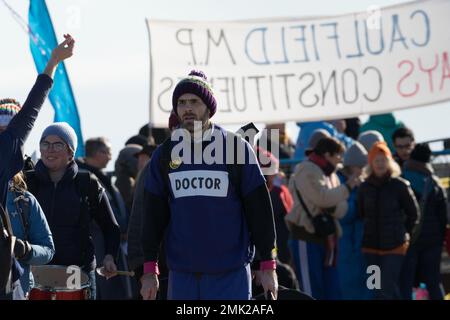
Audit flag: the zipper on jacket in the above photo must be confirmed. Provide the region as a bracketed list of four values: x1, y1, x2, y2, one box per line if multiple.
[49, 182, 58, 226]
[375, 186, 380, 249]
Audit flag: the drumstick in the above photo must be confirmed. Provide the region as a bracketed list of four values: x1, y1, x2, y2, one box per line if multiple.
[115, 270, 135, 277]
[96, 267, 135, 277]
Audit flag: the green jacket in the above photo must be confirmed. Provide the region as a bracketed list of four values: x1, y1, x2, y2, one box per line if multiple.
[360, 113, 404, 152]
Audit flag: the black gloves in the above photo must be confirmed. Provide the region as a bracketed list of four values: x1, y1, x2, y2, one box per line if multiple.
[14, 239, 32, 261]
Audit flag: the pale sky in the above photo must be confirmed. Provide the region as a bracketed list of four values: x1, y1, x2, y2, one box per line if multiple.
[1, 0, 449, 170]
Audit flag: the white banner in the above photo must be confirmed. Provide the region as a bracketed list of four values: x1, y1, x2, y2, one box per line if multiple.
[146, 0, 450, 127]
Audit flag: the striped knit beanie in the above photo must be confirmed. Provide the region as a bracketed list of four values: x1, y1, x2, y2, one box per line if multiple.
[0, 99, 21, 126]
[172, 70, 217, 118]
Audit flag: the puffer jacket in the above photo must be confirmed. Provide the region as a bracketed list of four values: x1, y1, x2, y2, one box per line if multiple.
[287, 159, 349, 242]
[357, 175, 420, 250]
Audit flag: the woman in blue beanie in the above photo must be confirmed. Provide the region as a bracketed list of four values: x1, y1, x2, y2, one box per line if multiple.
[24, 122, 121, 299]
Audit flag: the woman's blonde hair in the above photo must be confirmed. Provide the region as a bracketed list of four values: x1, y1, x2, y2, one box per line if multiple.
[363, 156, 401, 178]
[11, 172, 27, 191]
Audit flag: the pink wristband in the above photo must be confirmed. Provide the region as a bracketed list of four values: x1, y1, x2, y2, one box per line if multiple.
[143, 261, 160, 275]
[260, 260, 277, 271]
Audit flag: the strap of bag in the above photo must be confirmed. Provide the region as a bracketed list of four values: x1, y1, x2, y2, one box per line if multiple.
[12, 190, 30, 242]
[75, 171, 95, 267]
[0, 203, 14, 294]
[293, 182, 314, 220]
[225, 131, 243, 200]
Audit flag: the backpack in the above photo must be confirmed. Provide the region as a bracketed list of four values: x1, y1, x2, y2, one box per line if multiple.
[158, 130, 244, 199]
[0, 203, 14, 293]
[10, 187, 31, 242]
[24, 170, 100, 216]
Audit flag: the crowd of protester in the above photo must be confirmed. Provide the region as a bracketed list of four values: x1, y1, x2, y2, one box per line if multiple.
[1, 36, 450, 301]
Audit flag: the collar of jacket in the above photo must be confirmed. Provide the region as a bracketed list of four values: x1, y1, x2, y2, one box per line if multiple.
[367, 173, 391, 187]
[76, 158, 110, 186]
[308, 152, 335, 176]
[403, 159, 434, 176]
[35, 159, 78, 184]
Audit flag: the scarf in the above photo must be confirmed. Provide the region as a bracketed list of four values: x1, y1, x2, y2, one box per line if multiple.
[308, 153, 336, 177]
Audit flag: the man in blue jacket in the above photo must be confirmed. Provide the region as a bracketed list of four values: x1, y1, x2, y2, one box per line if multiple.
[140, 70, 278, 300]
[0, 34, 75, 299]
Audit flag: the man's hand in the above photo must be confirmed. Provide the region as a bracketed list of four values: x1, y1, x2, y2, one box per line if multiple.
[140, 273, 159, 300]
[101, 254, 118, 279]
[258, 269, 278, 300]
[43, 34, 75, 78]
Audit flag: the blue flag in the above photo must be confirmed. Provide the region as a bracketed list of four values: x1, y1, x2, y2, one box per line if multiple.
[28, 0, 84, 157]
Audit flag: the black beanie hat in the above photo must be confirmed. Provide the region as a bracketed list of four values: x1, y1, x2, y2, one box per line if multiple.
[410, 143, 432, 163]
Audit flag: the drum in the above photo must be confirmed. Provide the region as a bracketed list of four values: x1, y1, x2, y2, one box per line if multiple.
[29, 265, 90, 300]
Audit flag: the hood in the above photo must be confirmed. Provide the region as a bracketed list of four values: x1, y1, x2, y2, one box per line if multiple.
[114, 145, 141, 178]
[403, 159, 434, 176]
[76, 158, 101, 175]
[76, 157, 110, 183]
[368, 113, 399, 128]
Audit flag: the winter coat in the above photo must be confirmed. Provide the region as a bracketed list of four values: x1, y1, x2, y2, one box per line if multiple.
[6, 190, 54, 293]
[30, 160, 120, 271]
[336, 172, 372, 300]
[357, 175, 420, 250]
[287, 160, 349, 242]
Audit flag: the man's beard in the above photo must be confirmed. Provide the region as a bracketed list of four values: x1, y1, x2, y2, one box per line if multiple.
[181, 109, 209, 132]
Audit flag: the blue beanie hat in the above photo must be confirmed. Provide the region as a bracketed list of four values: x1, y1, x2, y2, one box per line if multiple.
[41, 122, 78, 153]
[172, 70, 217, 118]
